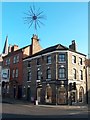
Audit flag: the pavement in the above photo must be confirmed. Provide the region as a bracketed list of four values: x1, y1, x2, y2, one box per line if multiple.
[1, 97, 88, 109]
[2, 97, 32, 104]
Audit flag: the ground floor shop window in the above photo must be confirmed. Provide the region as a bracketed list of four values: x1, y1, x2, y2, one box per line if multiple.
[37, 88, 41, 102]
[13, 85, 16, 98]
[27, 86, 31, 101]
[45, 85, 52, 103]
[71, 92, 76, 102]
[79, 87, 84, 102]
[6, 84, 9, 94]
[57, 87, 67, 104]
[23, 86, 26, 97]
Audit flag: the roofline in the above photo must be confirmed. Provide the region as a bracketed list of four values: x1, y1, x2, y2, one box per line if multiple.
[23, 50, 68, 61]
[3, 45, 30, 58]
[69, 49, 86, 56]
[23, 49, 86, 61]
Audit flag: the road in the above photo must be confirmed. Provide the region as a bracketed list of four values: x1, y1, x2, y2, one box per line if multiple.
[1, 103, 89, 119]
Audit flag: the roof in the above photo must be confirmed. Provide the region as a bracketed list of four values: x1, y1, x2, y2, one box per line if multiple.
[3, 45, 30, 58]
[23, 44, 86, 60]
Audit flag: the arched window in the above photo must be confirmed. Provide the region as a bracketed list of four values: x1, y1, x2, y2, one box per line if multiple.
[79, 87, 84, 102]
[37, 69, 41, 80]
[45, 85, 52, 103]
[58, 67, 66, 79]
[57, 87, 67, 104]
[73, 68, 76, 79]
[46, 68, 51, 79]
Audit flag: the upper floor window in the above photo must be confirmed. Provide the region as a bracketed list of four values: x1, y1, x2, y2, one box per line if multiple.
[15, 69, 18, 78]
[28, 61, 31, 67]
[13, 56, 16, 63]
[37, 69, 41, 80]
[6, 59, 8, 65]
[17, 55, 19, 63]
[47, 68, 51, 79]
[73, 68, 76, 79]
[5, 58, 10, 65]
[12, 69, 15, 78]
[58, 54, 65, 62]
[47, 56, 51, 64]
[79, 57, 82, 65]
[8, 59, 10, 64]
[80, 70, 83, 80]
[13, 55, 19, 64]
[37, 58, 40, 65]
[28, 70, 31, 81]
[72, 55, 76, 64]
[58, 67, 66, 79]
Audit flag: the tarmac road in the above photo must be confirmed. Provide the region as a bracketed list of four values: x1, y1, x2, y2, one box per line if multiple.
[1, 103, 89, 119]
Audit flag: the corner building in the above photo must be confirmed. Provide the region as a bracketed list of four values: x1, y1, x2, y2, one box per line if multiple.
[23, 40, 87, 105]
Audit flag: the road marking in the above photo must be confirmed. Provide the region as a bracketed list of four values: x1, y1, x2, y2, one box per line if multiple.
[69, 112, 80, 115]
[21, 105, 33, 107]
[69, 111, 88, 115]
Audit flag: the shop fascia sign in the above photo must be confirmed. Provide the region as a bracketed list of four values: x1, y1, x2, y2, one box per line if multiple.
[1, 69, 10, 81]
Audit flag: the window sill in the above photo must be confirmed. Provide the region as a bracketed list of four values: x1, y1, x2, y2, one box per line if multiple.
[37, 65, 41, 67]
[27, 67, 31, 68]
[46, 63, 51, 65]
[27, 81, 31, 82]
[72, 62, 76, 64]
[46, 79, 51, 81]
[58, 78, 66, 80]
[58, 61, 66, 63]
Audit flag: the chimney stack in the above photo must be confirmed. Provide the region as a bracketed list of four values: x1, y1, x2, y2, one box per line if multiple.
[11, 45, 19, 52]
[8, 44, 12, 53]
[69, 40, 77, 51]
[31, 34, 42, 54]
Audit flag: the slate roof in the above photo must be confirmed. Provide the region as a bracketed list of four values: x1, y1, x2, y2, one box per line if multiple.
[3, 45, 30, 58]
[23, 44, 86, 60]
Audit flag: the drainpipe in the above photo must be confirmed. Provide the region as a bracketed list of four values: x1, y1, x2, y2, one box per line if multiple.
[85, 66, 88, 104]
[56, 54, 58, 105]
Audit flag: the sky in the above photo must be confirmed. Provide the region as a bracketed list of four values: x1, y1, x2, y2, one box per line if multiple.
[0, 1, 88, 56]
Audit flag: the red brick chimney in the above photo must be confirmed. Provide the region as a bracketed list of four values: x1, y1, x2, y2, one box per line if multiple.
[31, 34, 42, 54]
[11, 45, 19, 52]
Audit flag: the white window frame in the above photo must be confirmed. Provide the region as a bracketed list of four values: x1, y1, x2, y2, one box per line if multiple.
[47, 68, 51, 79]
[47, 56, 51, 64]
[13, 56, 16, 63]
[79, 57, 82, 65]
[28, 70, 31, 81]
[15, 69, 18, 78]
[12, 69, 15, 78]
[72, 55, 76, 64]
[58, 67, 66, 79]
[79, 70, 83, 80]
[58, 54, 65, 62]
[37, 69, 41, 80]
[73, 68, 76, 79]
[17, 55, 19, 63]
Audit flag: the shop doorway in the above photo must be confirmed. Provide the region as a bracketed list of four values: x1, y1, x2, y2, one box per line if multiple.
[57, 87, 67, 104]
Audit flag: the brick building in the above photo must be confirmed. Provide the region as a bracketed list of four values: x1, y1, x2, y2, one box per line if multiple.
[23, 40, 87, 105]
[2, 34, 42, 99]
[0, 36, 9, 96]
[85, 59, 90, 104]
